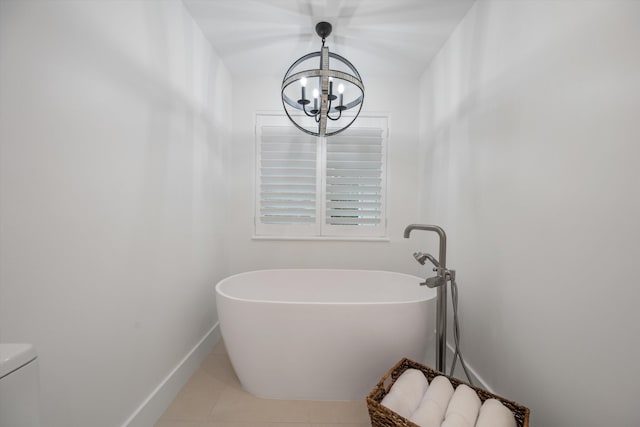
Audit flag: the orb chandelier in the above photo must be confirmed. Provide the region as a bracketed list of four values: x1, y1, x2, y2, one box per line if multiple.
[281, 22, 364, 137]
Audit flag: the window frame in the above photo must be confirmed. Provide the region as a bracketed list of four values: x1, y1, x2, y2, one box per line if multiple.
[253, 113, 389, 241]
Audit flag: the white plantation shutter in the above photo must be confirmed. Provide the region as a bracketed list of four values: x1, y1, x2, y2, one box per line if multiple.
[255, 119, 320, 236]
[323, 124, 386, 236]
[255, 114, 387, 238]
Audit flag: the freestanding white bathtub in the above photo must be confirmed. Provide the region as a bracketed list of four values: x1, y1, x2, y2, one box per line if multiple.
[215, 269, 436, 400]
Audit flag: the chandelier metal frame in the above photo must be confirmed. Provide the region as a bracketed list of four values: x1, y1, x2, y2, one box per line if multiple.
[281, 22, 364, 137]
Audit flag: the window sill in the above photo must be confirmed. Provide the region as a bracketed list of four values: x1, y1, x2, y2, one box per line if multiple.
[251, 235, 390, 242]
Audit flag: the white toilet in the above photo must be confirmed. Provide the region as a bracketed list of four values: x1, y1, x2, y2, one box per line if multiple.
[0, 343, 42, 427]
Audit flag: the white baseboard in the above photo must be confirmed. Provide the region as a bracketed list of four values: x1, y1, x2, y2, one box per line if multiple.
[445, 342, 493, 393]
[122, 322, 221, 427]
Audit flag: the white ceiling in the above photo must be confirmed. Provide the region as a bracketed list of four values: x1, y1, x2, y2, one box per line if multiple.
[182, 0, 476, 79]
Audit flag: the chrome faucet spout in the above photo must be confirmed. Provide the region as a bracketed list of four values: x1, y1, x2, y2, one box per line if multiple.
[404, 224, 447, 269]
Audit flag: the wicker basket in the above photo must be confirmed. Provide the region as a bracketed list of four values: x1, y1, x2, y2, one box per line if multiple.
[367, 358, 530, 427]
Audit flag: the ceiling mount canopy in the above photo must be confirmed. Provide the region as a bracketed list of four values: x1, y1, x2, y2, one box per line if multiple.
[315, 21, 332, 41]
[281, 21, 364, 137]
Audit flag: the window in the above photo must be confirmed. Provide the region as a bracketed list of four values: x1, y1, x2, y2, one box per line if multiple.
[254, 114, 388, 239]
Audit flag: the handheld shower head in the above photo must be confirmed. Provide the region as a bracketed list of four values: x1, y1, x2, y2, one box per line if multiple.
[413, 252, 440, 267]
[413, 252, 427, 265]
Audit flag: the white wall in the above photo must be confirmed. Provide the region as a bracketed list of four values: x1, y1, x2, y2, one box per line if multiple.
[0, 1, 231, 426]
[419, 1, 640, 426]
[228, 75, 427, 276]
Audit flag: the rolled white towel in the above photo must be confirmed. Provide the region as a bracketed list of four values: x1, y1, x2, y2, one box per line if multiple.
[475, 398, 517, 427]
[380, 368, 429, 419]
[408, 376, 454, 427]
[441, 413, 469, 427]
[409, 399, 445, 427]
[443, 384, 481, 427]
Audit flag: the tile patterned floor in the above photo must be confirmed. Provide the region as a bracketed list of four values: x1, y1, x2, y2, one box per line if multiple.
[154, 340, 372, 427]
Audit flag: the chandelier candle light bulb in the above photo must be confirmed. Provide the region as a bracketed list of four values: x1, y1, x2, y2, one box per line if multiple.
[312, 88, 319, 113]
[298, 77, 309, 106]
[328, 76, 336, 101]
[281, 21, 364, 136]
[338, 83, 345, 110]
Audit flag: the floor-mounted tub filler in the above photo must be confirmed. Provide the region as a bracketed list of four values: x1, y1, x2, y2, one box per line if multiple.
[404, 223, 474, 384]
[215, 269, 436, 400]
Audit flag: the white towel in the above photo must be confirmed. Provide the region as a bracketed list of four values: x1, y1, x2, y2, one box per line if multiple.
[475, 399, 517, 427]
[408, 376, 454, 427]
[409, 399, 445, 427]
[443, 384, 481, 427]
[380, 368, 429, 419]
[441, 413, 469, 427]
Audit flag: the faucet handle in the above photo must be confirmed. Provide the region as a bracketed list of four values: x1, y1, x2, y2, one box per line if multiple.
[421, 276, 447, 288]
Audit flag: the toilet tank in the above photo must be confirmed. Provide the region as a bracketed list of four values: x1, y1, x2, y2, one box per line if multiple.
[0, 343, 42, 427]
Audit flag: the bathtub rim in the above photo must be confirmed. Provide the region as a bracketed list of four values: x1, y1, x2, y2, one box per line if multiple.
[214, 268, 436, 306]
